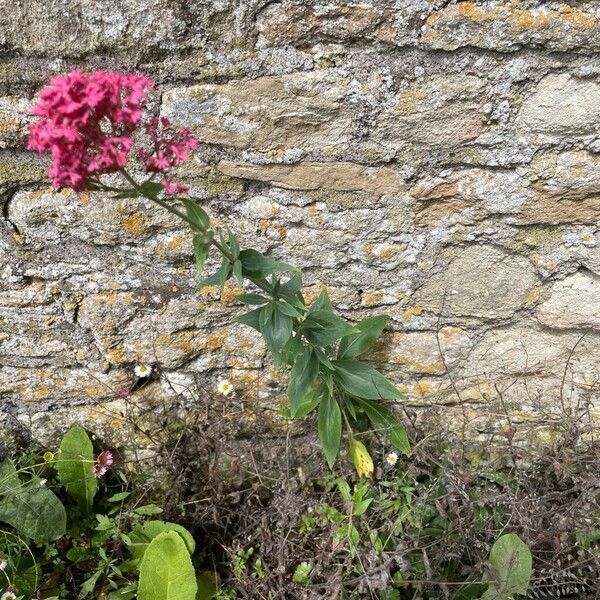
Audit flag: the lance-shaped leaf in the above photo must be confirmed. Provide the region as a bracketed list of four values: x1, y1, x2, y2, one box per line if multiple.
[301, 310, 357, 348]
[56, 426, 97, 512]
[332, 360, 404, 400]
[354, 397, 410, 455]
[288, 347, 319, 416]
[318, 391, 342, 469]
[239, 249, 295, 277]
[338, 315, 389, 359]
[181, 198, 210, 232]
[138, 531, 198, 600]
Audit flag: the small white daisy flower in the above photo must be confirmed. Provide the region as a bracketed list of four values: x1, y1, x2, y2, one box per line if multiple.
[1, 592, 16, 600]
[0, 559, 6, 571]
[217, 378, 234, 396]
[385, 451, 399, 466]
[134, 363, 152, 378]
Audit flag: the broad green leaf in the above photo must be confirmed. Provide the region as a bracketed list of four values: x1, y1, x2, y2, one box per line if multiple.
[260, 304, 293, 359]
[56, 426, 97, 512]
[301, 310, 357, 347]
[276, 300, 302, 318]
[138, 531, 197, 600]
[235, 307, 263, 331]
[290, 388, 322, 419]
[309, 288, 332, 311]
[279, 271, 303, 296]
[481, 534, 532, 600]
[129, 521, 196, 561]
[354, 398, 410, 454]
[196, 572, 218, 599]
[318, 392, 342, 469]
[0, 460, 66, 542]
[338, 315, 390, 359]
[332, 360, 404, 400]
[288, 348, 319, 416]
[192, 235, 210, 275]
[181, 199, 210, 232]
[233, 259, 243, 284]
[239, 249, 295, 277]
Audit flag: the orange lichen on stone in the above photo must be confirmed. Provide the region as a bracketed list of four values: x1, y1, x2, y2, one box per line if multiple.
[413, 380, 433, 397]
[526, 287, 542, 305]
[396, 89, 428, 112]
[457, 2, 495, 22]
[559, 5, 596, 29]
[402, 306, 424, 319]
[78, 191, 91, 205]
[106, 347, 127, 364]
[168, 237, 185, 251]
[362, 291, 384, 307]
[121, 213, 146, 235]
[35, 386, 50, 399]
[220, 286, 245, 304]
[204, 332, 226, 350]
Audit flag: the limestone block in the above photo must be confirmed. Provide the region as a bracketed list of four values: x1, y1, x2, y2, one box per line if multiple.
[536, 271, 600, 330]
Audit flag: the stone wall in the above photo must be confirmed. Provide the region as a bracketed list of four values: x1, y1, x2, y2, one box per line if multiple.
[1, 0, 599, 450]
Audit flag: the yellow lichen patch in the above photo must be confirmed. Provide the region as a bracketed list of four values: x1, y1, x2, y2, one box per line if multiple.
[220, 286, 245, 304]
[84, 385, 101, 398]
[402, 306, 424, 319]
[396, 88, 428, 112]
[441, 326, 466, 338]
[362, 291, 384, 307]
[258, 219, 287, 239]
[34, 386, 50, 399]
[302, 286, 330, 305]
[199, 286, 219, 299]
[457, 2, 495, 22]
[121, 213, 147, 236]
[110, 419, 123, 430]
[413, 380, 433, 397]
[106, 347, 127, 364]
[525, 287, 543, 305]
[78, 192, 91, 206]
[559, 5, 596, 29]
[168, 237, 185, 251]
[510, 7, 551, 31]
[204, 332, 226, 351]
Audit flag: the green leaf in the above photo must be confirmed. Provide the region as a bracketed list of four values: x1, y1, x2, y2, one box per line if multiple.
[192, 235, 210, 275]
[138, 531, 198, 600]
[0, 460, 66, 542]
[354, 398, 410, 455]
[260, 303, 293, 359]
[181, 199, 210, 232]
[481, 534, 532, 600]
[332, 360, 404, 400]
[235, 293, 269, 305]
[288, 348, 319, 416]
[233, 259, 243, 284]
[235, 306, 263, 332]
[199, 256, 232, 289]
[227, 228, 240, 259]
[196, 572, 219, 599]
[318, 392, 342, 469]
[129, 521, 196, 561]
[309, 288, 332, 311]
[279, 271, 303, 297]
[139, 181, 164, 199]
[276, 300, 302, 318]
[239, 249, 295, 277]
[338, 315, 389, 359]
[290, 388, 322, 419]
[301, 310, 357, 347]
[56, 426, 97, 512]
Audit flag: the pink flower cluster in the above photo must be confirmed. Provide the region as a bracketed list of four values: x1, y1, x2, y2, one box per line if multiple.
[92, 450, 114, 478]
[27, 70, 153, 190]
[138, 116, 199, 195]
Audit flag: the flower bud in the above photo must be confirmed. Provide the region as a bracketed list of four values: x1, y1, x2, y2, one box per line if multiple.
[348, 438, 374, 478]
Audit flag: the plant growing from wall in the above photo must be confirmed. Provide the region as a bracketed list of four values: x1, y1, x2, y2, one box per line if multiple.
[27, 69, 411, 472]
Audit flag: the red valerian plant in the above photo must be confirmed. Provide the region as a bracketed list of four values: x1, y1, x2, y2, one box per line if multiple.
[28, 70, 411, 473]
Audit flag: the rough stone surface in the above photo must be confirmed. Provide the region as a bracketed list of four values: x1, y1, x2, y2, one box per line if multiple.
[1, 0, 600, 449]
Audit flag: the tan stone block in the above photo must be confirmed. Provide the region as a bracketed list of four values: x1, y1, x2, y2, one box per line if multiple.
[217, 160, 405, 195]
[536, 271, 600, 330]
